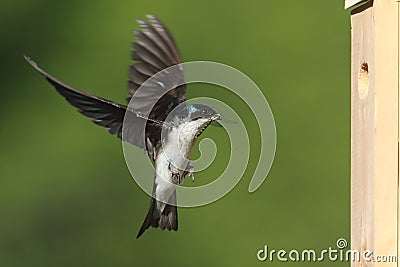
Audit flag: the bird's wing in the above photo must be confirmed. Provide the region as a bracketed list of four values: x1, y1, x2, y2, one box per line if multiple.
[128, 15, 187, 122]
[25, 55, 157, 149]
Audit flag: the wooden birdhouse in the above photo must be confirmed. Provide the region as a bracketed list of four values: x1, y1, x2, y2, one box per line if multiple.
[347, 0, 399, 265]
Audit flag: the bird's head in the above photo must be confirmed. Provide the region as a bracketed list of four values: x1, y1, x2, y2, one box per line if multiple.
[187, 104, 220, 120]
[186, 104, 221, 138]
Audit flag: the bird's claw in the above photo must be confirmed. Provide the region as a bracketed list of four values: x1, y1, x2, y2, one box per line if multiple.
[171, 171, 182, 185]
[186, 162, 195, 182]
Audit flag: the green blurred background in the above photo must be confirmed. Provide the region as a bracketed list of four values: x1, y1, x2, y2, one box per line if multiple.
[0, 0, 350, 266]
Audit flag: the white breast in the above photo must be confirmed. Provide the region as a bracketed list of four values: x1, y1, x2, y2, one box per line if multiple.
[152, 119, 209, 212]
[162, 121, 199, 170]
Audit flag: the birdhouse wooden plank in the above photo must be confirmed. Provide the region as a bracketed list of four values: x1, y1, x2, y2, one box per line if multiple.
[349, 0, 399, 266]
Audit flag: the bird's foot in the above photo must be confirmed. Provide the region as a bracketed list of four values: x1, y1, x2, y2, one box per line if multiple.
[169, 163, 183, 185]
[171, 172, 182, 185]
[186, 162, 195, 182]
[169, 162, 195, 184]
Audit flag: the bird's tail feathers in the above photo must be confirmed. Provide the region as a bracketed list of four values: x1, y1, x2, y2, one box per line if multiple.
[136, 192, 178, 238]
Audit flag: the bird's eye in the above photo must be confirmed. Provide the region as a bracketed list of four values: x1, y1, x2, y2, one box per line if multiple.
[202, 110, 206, 114]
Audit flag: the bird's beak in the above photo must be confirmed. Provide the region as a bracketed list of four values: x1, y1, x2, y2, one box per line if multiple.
[211, 114, 222, 121]
[210, 114, 223, 127]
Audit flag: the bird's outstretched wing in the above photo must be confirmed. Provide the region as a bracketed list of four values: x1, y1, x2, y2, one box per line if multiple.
[24, 15, 186, 157]
[24, 55, 153, 148]
[128, 15, 187, 122]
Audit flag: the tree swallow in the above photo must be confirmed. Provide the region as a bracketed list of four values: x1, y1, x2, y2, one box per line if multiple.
[25, 15, 221, 238]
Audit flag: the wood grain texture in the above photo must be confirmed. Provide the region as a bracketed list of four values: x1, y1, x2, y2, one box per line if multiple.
[351, 4, 375, 266]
